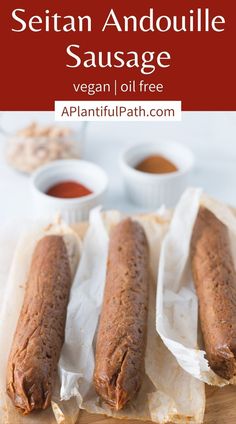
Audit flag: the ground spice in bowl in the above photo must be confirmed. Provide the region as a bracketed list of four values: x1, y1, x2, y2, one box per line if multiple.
[46, 181, 92, 199]
[135, 155, 178, 174]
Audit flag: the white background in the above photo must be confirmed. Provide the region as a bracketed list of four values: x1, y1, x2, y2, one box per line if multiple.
[0, 111, 235, 225]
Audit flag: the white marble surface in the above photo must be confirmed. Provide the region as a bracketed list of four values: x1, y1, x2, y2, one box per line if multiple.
[0, 111, 235, 225]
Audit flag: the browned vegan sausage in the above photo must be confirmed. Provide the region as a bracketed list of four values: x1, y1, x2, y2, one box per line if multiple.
[7, 235, 72, 414]
[93, 218, 149, 410]
[191, 207, 236, 380]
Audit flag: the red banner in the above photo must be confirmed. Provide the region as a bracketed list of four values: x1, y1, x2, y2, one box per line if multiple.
[1, 1, 235, 111]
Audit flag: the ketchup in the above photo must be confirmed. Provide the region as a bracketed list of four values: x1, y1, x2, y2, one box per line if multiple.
[46, 181, 92, 199]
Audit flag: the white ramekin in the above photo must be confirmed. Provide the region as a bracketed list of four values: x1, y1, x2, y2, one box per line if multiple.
[120, 141, 194, 209]
[31, 159, 108, 223]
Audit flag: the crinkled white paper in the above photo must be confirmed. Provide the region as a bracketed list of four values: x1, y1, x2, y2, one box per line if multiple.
[0, 219, 81, 424]
[0, 208, 205, 424]
[58, 207, 205, 423]
[156, 187, 236, 386]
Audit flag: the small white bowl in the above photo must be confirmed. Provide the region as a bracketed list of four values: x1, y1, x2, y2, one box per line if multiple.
[120, 141, 194, 209]
[31, 159, 108, 223]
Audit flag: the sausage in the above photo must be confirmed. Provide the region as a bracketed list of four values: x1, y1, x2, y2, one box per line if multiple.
[93, 218, 149, 410]
[191, 207, 236, 379]
[6, 235, 72, 414]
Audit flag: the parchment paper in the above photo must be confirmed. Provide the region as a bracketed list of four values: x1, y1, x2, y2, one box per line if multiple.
[0, 219, 81, 424]
[156, 187, 236, 386]
[58, 208, 205, 423]
[0, 208, 205, 424]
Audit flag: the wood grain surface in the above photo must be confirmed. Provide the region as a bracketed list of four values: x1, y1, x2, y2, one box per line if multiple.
[76, 385, 236, 423]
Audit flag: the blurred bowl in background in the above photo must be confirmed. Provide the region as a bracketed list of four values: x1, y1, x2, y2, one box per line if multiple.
[31, 159, 108, 223]
[0, 112, 87, 174]
[120, 140, 194, 209]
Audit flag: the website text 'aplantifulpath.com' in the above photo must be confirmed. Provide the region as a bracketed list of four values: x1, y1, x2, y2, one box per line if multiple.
[55, 101, 181, 121]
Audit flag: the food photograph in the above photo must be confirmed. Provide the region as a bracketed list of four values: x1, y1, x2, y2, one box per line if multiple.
[0, 111, 236, 424]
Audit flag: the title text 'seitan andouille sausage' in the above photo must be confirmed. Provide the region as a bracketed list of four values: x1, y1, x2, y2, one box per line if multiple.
[93, 218, 149, 410]
[191, 207, 236, 380]
[7, 235, 72, 414]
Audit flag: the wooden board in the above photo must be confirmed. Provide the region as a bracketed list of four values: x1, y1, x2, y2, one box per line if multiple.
[2, 218, 235, 423]
[77, 385, 236, 424]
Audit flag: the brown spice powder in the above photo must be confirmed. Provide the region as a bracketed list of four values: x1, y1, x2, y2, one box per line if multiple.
[135, 155, 178, 174]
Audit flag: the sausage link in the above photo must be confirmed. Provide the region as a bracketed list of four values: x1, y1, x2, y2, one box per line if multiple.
[93, 218, 149, 410]
[7, 235, 72, 414]
[191, 207, 236, 379]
